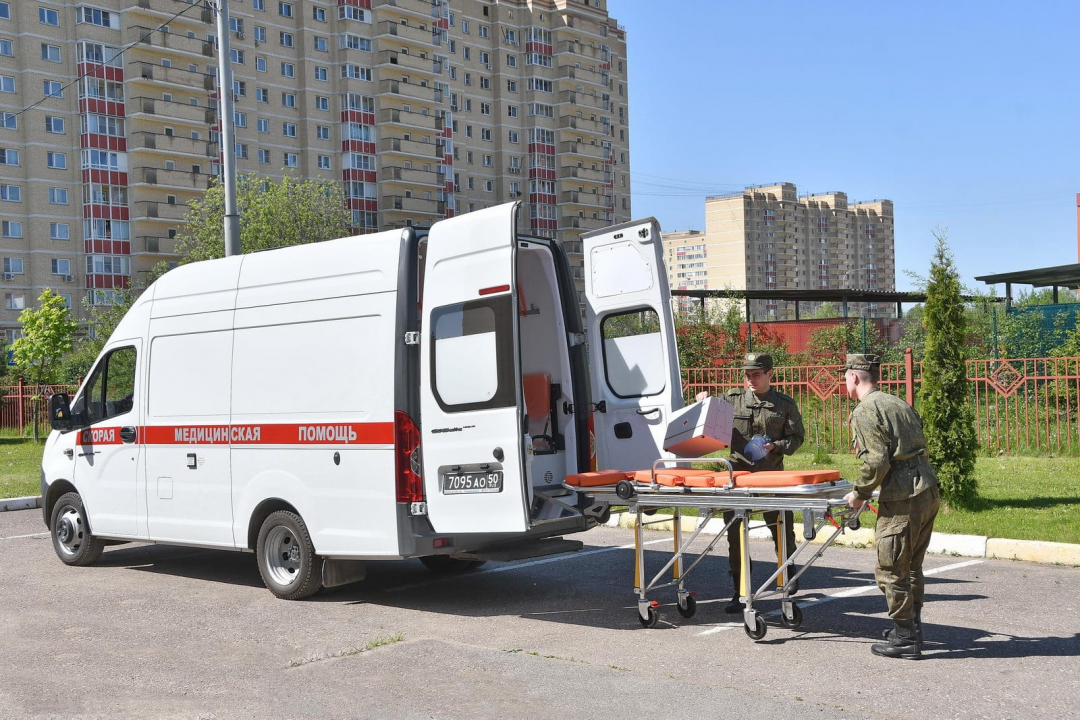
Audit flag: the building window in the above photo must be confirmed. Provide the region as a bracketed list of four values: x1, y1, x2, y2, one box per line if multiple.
[507, 55, 517, 68]
[281, 92, 295, 107]
[282, 122, 296, 137]
[258, 149, 270, 164]
[338, 6, 368, 21]
[480, 76, 491, 90]
[280, 62, 294, 78]
[2, 222, 22, 238]
[312, 6, 325, 22]
[234, 111, 247, 127]
[256, 87, 268, 103]
[507, 106, 518, 118]
[507, 80, 517, 93]
[479, 25, 489, 38]
[0, 184, 19, 201]
[341, 65, 371, 80]
[257, 118, 269, 133]
[5, 293, 25, 311]
[482, 155, 493, 167]
[0, 111, 14, 129]
[231, 49, 245, 64]
[480, 102, 491, 115]
[41, 44, 61, 62]
[253, 0, 264, 9]
[233, 80, 246, 97]
[254, 25, 266, 43]
[318, 155, 330, 169]
[51, 258, 71, 275]
[47, 152, 66, 169]
[315, 66, 328, 81]
[481, 128, 491, 141]
[0, 148, 19, 165]
[0, 76, 9, 94]
[255, 57, 266, 72]
[340, 34, 371, 52]
[39, 7, 59, 25]
[0, 3, 9, 20]
[508, 130, 518, 143]
[235, 143, 248, 159]
[284, 152, 297, 168]
[48, 187, 68, 204]
[43, 80, 62, 98]
[316, 125, 329, 140]
[278, 2, 293, 18]
[315, 96, 329, 111]
[0, 39, 11, 57]
[314, 36, 327, 52]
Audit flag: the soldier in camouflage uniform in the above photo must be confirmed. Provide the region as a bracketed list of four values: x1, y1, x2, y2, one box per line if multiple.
[720, 353, 805, 613]
[842, 353, 940, 660]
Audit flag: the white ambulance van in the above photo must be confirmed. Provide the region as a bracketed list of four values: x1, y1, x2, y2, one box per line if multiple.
[41, 202, 683, 599]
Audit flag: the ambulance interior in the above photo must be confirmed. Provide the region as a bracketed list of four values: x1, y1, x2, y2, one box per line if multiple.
[516, 240, 581, 521]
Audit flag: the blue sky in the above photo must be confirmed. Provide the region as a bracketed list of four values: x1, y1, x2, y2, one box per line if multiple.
[613, 0, 1080, 292]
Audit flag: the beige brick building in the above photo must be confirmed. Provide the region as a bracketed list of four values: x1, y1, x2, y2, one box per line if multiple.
[663, 183, 895, 319]
[0, 0, 630, 341]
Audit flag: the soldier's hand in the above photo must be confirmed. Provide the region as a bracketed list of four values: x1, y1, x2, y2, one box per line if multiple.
[765, 442, 776, 453]
[843, 491, 861, 509]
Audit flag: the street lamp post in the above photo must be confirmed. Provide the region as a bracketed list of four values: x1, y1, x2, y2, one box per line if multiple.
[212, 0, 240, 257]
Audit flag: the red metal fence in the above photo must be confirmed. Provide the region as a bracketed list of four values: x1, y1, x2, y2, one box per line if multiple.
[685, 352, 1080, 455]
[0, 381, 79, 436]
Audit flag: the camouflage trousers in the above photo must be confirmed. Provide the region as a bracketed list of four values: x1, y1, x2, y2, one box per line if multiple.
[874, 485, 941, 623]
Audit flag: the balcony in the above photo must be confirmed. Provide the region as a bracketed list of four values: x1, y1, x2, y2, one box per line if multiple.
[377, 107, 439, 131]
[125, 26, 215, 57]
[561, 216, 608, 231]
[376, 20, 436, 46]
[379, 79, 437, 103]
[131, 166, 213, 190]
[381, 166, 441, 186]
[129, 132, 215, 157]
[375, 50, 436, 74]
[129, 97, 216, 126]
[557, 65, 607, 87]
[380, 195, 445, 215]
[377, 137, 439, 160]
[128, 61, 216, 92]
[373, 0, 441, 19]
[559, 141, 610, 161]
[556, 41, 611, 64]
[558, 90, 610, 112]
[559, 166, 610, 184]
[561, 191, 611, 208]
[135, 235, 180, 255]
[132, 199, 191, 222]
[560, 115, 609, 135]
[133, 0, 213, 24]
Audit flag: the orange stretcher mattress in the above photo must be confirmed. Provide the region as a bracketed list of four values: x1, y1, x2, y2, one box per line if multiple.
[682, 470, 751, 488]
[729, 470, 841, 488]
[563, 470, 633, 487]
[632, 468, 715, 487]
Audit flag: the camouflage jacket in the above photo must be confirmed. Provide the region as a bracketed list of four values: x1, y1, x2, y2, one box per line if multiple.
[723, 387, 805, 471]
[848, 388, 940, 501]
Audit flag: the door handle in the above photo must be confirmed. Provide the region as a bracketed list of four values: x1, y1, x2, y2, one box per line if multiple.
[120, 426, 137, 443]
[636, 408, 660, 416]
[63, 449, 73, 459]
[77, 451, 99, 457]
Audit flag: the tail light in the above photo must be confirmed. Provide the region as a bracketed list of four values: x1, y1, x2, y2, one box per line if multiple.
[395, 411, 424, 503]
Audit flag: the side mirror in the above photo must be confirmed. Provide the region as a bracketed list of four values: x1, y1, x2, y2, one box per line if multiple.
[49, 393, 73, 431]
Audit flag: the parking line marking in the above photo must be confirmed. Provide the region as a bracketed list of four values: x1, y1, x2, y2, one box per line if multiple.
[0, 532, 50, 540]
[386, 538, 671, 593]
[696, 559, 984, 636]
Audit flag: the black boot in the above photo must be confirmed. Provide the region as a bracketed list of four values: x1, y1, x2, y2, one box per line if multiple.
[881, 605, 923, 650]
[723, 595, 744, 614]
[871, 622, 920, 660]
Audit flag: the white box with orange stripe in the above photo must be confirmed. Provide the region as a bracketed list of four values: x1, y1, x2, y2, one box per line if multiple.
[39, 203, 685, 599]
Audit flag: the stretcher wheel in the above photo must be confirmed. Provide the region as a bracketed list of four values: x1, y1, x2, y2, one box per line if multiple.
[779, 603, 803, 629]
[638, 607, 660, 629]
[847, 517, 861, 531]
[744, 615, 767, 641]
[615, 480, 636, 500]
[596, 506, 611, 524]
[677, 595, 697, 618]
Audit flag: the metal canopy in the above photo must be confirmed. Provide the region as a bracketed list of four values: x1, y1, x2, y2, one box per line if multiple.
[671, 289, 933, 303]
[974, 264, 1080, 288]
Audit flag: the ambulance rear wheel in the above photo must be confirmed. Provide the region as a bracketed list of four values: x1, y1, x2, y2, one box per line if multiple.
[257, 511, 323, 600]
[745, 615, 768, 641]
[50, 492, 104, 567]
[638, 607, 659, 628]
[419, 556, 485, 573]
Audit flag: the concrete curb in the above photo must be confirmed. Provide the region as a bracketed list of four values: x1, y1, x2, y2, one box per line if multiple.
[604, 511, 1079, 566]
[0, 496, 40, 512]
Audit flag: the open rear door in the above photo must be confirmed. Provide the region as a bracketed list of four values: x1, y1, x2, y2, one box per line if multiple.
[583, 218, 683, 472]
[420, 202, 529, 534]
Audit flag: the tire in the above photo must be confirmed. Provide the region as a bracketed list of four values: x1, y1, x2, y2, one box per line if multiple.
[256, 511, 323, 600]
[677, 594, 697, 619]
[615, 480, 635, 500]
[50, 492, 105, 567]
[779, 603, 804, 629]
[638, 606, 660, 628]
[419, 556, 484, 573]
[744, 614, 768, 641]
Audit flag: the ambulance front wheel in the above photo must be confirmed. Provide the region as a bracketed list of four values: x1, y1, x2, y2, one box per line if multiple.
[50, 492, 104, 567]
[256, 511, 324, 600]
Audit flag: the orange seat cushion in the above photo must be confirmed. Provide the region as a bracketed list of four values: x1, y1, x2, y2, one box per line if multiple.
[522, 372, 551, 420]
[683, 470, 751, 488]
[564, 469, 632, 487]
[732, 470, 841, 488]
[632, 468, 713, 486]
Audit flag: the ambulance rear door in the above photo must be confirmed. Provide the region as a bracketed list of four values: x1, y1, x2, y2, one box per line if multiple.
[582, 218, 684, 472]
[420, 202, 529, 533]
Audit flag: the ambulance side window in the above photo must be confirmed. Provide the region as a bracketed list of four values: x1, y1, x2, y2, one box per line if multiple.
[600, 309, 666, 398]
[430, 295, 514, 412]
[73, 346, 137, 424]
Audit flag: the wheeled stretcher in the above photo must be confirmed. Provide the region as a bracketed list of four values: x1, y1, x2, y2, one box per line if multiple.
[565, 459, 874, 641]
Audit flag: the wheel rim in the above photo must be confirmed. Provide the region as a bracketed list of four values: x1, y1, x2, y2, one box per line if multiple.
[263, 525, 302, 588]
[55, 507, 84, 556]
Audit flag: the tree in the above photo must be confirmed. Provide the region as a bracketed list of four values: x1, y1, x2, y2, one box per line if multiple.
[919, 231, 977, 508]
[176, 173, 350, 262]
[12, 290, 80, 440]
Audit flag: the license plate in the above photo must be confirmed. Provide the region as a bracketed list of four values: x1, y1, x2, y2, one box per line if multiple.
[442, 471, 503, 495]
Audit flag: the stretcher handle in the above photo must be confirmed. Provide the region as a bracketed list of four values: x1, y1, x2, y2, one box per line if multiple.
[650, 456, 735, 490]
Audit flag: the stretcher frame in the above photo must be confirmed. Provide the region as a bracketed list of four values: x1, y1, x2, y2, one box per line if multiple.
[568, 457, 873, 640]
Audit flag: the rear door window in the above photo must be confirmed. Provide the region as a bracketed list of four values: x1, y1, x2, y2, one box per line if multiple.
[431, 295, 515, 412]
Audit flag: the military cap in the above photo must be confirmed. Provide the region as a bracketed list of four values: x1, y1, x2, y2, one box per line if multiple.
[742, 353, 773, 371]
[842, 353, 881, 371]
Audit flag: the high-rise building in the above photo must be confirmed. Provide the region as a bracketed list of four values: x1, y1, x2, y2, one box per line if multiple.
[663, 183, 895, 319]
[0, 0, 630, 341]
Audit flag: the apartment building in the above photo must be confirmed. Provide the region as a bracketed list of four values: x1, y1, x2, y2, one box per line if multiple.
[663, 183, 895, 319]
[0, 0, 630, 342]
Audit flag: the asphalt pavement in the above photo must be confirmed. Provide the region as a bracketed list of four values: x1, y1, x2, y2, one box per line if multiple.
[2, 508, 1078, 720]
